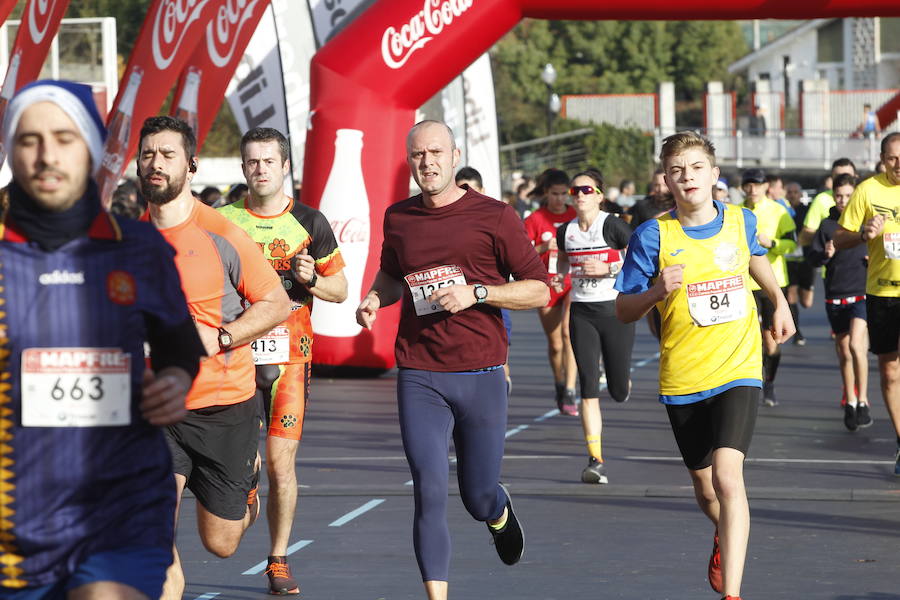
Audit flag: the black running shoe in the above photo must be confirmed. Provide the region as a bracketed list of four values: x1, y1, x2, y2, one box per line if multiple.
[843, 404, 858, 432]
[793, 333, 806, 346]
[581, 457, 608, 484]
[856, 403, 873, 428]
[487, 483, 524, 566]
[762, 381, 778, 407]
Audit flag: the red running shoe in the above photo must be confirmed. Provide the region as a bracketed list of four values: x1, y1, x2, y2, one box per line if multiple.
[708, 528, 723, 593]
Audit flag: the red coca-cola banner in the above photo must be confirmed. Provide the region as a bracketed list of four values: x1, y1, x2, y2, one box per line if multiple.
[171, 0, 270, 149]
[96, 0, 223, 207]
[0, 0, 71, 160]
[304, 0, 900, 371]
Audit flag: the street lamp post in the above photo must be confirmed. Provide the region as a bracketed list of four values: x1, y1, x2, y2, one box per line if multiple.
[541, 63, 559, 136]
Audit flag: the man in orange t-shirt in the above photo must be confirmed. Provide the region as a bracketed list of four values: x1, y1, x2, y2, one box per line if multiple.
[138, 116, 291, 600]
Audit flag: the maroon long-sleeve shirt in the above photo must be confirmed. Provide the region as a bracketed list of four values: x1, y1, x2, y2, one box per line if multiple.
[380, 188, 549, 371]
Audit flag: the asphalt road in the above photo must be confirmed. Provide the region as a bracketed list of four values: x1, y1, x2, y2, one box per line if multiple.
[177, 289, 900, 600]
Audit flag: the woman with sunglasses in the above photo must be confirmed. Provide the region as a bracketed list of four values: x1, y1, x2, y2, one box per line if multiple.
[552, 169, 635, 484]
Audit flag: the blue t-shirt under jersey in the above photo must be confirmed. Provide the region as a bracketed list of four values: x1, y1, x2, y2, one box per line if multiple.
[614, 200, 768, 405]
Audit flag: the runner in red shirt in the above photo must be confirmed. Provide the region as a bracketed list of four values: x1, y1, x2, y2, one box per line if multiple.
[524, 170, 578, 414]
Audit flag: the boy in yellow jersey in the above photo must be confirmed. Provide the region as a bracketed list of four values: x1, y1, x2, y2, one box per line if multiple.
[615, 131, 794, 600]
[833, 132, 900, 476]
[741, 169, 797, 406]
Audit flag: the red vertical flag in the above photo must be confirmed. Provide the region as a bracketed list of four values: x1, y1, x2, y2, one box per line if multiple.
[96, 0, 223, 207]
[0, 0, 71, 161]
[171, 0, 271, 150]
[0, 0, 18, 26]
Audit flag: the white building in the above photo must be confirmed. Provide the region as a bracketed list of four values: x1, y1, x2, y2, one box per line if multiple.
[728, 18, 900, 108]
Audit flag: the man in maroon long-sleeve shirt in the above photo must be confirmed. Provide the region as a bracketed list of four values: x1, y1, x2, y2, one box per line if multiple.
[356, 120, 549, 600]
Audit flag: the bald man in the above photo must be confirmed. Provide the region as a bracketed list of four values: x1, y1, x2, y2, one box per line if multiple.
[356, 120, 549, 600]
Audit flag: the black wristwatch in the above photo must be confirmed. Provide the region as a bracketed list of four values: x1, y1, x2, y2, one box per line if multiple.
[306, 272, 318, 288]
[473, 284, 488, 304]
[217, 327, 234, 351]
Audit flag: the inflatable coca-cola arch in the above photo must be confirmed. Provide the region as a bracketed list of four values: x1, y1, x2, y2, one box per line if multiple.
[305, 0, 900, 372]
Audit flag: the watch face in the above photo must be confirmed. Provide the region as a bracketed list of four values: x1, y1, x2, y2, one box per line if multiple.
[219, 332, 233, 347]
[475, 285, 488, 300]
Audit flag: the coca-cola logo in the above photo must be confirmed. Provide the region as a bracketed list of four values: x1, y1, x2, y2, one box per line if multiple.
[331, 217, 370, 245]
[206, 0, 260, 69]
[152, 0, 212, 70]
[28, 0, 59, 45]
[381, 0, 473, 70]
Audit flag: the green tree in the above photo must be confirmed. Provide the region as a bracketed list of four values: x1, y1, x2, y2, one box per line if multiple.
[491, 19, 748, 143]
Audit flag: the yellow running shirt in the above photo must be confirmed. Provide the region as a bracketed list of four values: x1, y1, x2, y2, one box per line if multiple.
[743, 196, 796, 290]
[837, 173, 900, 297]
[655, 204, 763, 396]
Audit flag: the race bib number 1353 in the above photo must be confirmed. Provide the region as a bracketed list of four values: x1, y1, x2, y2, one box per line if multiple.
[404, 265, 468, 316]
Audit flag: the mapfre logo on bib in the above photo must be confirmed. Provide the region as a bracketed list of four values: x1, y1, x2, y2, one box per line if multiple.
[206, 0, 260, 68]
[152, 0, 212, 70]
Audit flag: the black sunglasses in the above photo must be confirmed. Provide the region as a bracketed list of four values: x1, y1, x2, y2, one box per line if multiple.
[569, 185, 601, 196]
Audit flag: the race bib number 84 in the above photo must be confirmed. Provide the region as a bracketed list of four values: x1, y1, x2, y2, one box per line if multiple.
[21, 348, 131, 427]
[686, 276, 748, 327]
[404, 265, 468, 316]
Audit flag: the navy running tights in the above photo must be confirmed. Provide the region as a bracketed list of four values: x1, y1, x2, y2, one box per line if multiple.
[397, 367, 508, 582]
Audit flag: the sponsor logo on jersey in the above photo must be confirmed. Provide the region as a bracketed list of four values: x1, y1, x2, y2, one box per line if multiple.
[39, 270, 84, 285]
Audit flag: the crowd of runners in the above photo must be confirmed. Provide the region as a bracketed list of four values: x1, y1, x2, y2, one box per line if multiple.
[1, 78, 898, 600]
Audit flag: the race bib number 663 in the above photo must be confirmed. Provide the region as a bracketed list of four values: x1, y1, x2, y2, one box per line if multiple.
[21, 348, 131, 427]
[404, 265, 468, 316]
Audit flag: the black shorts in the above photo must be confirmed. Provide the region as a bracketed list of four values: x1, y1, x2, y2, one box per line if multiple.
[753, 288, 785, 330]
[825, 299, 867, 335]
[866, 295, 900, 355]
[787, 259, 815, 290]
[665, 386, 759, 471]
[165, 399, 261, 520]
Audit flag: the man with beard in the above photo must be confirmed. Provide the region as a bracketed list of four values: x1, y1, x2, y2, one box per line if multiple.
[0, 81, 203, 598]
[136, 116, 292, 599]
[219, 127, 347, 594]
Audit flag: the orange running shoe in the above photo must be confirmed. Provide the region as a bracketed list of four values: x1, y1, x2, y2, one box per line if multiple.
[708, 528, 723, 593]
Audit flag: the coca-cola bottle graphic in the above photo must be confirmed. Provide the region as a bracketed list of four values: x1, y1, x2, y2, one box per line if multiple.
[174, 67, 201, 134]
[97, 67, 143, 208]
[310, 129, 370, 337]
[0, 50, 22, 163]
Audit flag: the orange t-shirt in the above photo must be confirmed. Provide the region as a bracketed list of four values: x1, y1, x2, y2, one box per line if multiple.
[159, 200, 281, 409]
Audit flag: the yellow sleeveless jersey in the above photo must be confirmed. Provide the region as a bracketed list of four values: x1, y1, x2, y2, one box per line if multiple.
[655, 205, 762, 395]
[838, 173, 900, 297]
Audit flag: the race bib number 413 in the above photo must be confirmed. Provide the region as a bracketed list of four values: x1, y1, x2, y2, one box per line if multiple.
[252, 325, 290, 365]
[404, 265, 468, 316]
[686, 276, 748, 327]
[21, 348, 131, 427]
